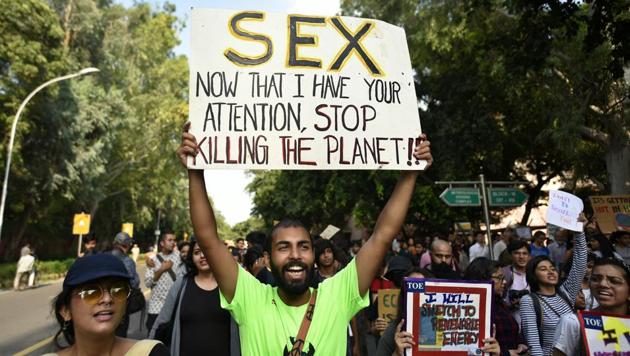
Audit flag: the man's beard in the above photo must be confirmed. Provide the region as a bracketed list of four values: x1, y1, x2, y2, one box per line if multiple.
[431, 261, 452, 274]
[271, 260, 314, 296]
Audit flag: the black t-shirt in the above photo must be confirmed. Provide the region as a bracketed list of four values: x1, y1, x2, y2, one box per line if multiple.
[179, 278, 231, 356]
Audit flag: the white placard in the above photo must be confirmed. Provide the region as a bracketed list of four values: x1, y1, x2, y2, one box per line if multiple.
[188, 9, 423, 170]
[319, 224, 340, 240]
[546, 190, 584, 232]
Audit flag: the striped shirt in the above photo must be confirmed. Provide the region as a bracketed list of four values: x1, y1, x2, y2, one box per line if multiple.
[520, 232, 586, 356]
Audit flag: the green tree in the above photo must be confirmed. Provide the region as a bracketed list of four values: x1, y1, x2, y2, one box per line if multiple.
[0, 0, 191, 259]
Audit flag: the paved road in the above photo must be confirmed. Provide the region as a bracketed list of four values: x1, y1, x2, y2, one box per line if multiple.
[0, 281, 61, 355]
[0, 264, 149, 355]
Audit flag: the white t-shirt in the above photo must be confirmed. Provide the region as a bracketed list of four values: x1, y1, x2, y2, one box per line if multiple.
[17, 255, 35, 273]
[469, 243, 490, 262]
[492, 240, 507, 261]
[553, 313, 580, 356]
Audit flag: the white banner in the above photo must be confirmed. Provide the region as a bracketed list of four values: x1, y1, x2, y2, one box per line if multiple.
[188, 9, 423, 170]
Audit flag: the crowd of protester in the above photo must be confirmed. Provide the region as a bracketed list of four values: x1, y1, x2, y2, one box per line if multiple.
[42, 132, 630, 356]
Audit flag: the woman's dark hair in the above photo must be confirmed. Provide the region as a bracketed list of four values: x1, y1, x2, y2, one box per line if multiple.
[394, 267, 435, 323]
[177, 241, 190, 252]
[243, 245, 265, 272]
[589, 233, 618, 259]
[610, 231, 630, 245]
[463, 257, 500, 281]
[526, 255, 556, 292]
[52, 287, 75, 348]
[185, 240, 200, 276]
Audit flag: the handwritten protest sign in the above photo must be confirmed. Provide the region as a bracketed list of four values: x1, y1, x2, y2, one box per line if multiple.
[378, 289, 400, 324]
[590, 195, 630, 234]
[403, 278, 492, 356]
[546, 190, 584, 232]
[578, 311, 630, 356]
[188, 9, 424, 170]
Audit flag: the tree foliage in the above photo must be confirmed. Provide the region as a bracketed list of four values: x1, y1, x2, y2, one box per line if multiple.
[247, 0, 628, 233]
[0, 0, 191, 259]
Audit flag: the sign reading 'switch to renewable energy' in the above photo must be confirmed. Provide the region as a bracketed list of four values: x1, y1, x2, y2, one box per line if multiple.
[188, 9, 424, 170]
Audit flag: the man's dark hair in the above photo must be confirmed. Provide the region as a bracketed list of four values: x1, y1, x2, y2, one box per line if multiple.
[246, 231, 267, 247]
[244, 245, 265, 271]
[236, 237, 245, 244]
[526, 255, 555, 292]
[314, 239, 334, 262]
[267, 218, 312, 252]
[84, 234, 97, 243]
[464, 257, 500, 281]
[508, 239, 530, 254]
[160, 230, 175, 242]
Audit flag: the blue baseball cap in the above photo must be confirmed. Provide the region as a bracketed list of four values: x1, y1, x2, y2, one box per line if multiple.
[64, 253, 131, 288]
[113, 232, 133, 246]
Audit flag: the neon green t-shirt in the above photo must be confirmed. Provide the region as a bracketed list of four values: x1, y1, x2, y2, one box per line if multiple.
[220, 260, 369, 355]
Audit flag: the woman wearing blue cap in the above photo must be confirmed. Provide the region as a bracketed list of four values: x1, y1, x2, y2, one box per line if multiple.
[45, 254, 168, 355]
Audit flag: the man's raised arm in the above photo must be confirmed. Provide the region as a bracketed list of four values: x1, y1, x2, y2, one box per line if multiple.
[177, 123, 238, 302]
[355, 137, 432, 296]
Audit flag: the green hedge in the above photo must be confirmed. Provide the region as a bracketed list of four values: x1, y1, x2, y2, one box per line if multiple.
[0, 258, 75, 289]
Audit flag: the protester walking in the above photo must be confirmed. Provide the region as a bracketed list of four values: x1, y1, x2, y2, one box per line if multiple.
[13, 250, 35, 290]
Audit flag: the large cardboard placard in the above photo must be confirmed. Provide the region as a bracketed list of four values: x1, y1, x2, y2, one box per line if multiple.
[578, 310, 630, 356]
[590, 195, 630, 234]
[403, 278, 492, 356]
[188, 9, 423, 170]
[378, 289, 400, 323]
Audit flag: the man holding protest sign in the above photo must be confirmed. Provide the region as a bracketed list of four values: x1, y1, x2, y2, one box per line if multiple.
[178, 124, 431, 355]
[180, 7, 436, 355]
[178, 121, 432, 355]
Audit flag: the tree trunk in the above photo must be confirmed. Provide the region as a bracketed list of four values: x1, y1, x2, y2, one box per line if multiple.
[520, 176, 548, 226]
[3, 203, 33, 260]
[605, 139, 630, 194]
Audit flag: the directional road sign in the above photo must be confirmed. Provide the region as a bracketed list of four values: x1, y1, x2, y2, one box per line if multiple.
[440, 188, 481, 207]
[489, 188, 528, 207]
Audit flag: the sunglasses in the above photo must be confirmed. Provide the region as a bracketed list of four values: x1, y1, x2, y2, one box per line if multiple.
[73, 281, 131, 305]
